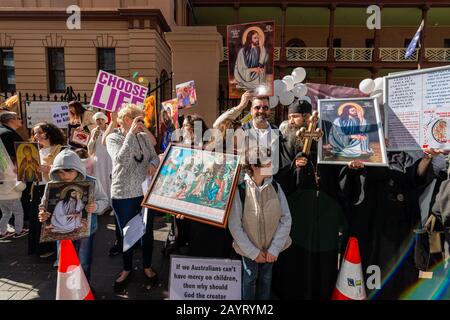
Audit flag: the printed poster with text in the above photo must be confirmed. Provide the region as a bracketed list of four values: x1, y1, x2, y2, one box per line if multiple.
[385, 65, 450, 151]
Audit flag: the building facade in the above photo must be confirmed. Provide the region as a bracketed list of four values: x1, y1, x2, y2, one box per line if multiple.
[0, 0, 193, 101]
[190, 0, 450, 93]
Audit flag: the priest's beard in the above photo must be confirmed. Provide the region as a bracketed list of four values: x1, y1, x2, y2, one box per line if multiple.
[285, 124, 304, 153]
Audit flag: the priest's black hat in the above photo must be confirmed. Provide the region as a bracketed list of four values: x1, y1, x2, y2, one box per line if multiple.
[288, 100, 312, 115]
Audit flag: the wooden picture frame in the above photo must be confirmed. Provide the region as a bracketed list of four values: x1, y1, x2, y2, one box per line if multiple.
[40, 181, 94, 243]
[142, 144, 241, 228]
[318, 97, 388, 167]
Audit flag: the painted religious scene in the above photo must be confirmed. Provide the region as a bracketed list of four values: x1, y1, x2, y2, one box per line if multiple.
[318, 98, 388, 166]
[40, 181, 94, 243]
[143, 145, 240, 228]
[227, 21, 275, 98]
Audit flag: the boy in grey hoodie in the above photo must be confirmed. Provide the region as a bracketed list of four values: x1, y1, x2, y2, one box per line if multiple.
[38, 149, 108, 281]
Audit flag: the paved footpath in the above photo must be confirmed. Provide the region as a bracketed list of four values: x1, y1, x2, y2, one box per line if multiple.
[0, 214, 172, 300]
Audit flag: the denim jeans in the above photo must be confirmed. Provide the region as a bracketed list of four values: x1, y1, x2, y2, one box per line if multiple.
[242, 256, 273, 300]
[56, 233, 95, 282]
[112, 197, 154, 272]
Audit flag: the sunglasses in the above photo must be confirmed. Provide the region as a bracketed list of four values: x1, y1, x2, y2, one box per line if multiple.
[253, 105, 269, 111]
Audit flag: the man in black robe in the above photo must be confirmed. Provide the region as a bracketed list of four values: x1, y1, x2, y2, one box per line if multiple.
[272, 100, 364, 300]
[344, 150, 440, 299]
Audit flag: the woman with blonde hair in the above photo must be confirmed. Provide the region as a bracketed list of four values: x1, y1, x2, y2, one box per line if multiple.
[106, 103, 160, 293]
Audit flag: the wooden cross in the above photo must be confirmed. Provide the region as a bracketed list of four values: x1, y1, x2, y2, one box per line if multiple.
[296, 111, 323, 156]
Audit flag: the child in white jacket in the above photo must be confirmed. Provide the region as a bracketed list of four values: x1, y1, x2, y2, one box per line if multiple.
[0, 179, 28, 239]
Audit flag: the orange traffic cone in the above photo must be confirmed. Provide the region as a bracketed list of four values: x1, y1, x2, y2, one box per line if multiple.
[332, 237, 366, 300]
[56, 240, 94, 300]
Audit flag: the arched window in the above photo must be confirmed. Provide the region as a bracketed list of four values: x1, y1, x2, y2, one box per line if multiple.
[159, 69, 171, 102]
[286, 38, 306, 47]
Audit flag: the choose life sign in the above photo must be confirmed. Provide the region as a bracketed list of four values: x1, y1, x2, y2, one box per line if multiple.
[169, 256, 241, 300]
[90, 70, 148, 112]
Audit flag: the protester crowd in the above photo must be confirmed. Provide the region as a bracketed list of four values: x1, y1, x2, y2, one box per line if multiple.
[0, 91, 448, 300]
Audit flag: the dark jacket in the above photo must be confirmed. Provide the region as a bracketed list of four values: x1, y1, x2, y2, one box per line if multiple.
[0, 124, 23, 162]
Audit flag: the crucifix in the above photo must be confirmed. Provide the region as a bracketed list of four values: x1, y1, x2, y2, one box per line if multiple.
[296, 111, 323, 186]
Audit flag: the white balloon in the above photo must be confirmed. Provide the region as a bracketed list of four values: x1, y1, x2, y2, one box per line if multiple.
[279, 90, 295, 106]
[292, 67, 306, 83]
[273, 79, 286, 96]
[297, 96, 312, 105]
[359, 78, 375, 94]
[269, 95, 279, 109]
[292, 83, 308, 97]
[282, 76, 295, 91]
[374, 77, 383, 92]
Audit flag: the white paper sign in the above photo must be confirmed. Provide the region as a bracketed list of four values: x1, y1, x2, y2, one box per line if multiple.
[26, 101, 69, 129]
[385, 65, 450, 150]
[122, 210, 147, 252]
[51, 104, 69, 127]
[169, 256, 241, 300]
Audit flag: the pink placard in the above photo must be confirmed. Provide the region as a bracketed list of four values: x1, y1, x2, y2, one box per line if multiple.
[90, 70, 148, 112]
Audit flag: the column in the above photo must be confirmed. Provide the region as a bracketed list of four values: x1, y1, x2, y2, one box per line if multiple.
[281, 3, 287, 61]
[327, 4, 336, 62]
[165, 26, 223, 127]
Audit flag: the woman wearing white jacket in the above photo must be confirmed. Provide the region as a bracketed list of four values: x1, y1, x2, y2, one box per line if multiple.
[0, 179, 28, 239]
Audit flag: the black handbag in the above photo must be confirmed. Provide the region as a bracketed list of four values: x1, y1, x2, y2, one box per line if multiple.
[414, 214, 443, 271]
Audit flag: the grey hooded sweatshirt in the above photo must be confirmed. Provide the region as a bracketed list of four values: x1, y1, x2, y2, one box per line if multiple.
[40, 149, 109, 234]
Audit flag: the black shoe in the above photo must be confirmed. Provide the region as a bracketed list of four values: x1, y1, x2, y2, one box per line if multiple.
[113, 271, 132, 293]
[144, 272, 158, 288]
[109, 243, 122, 257]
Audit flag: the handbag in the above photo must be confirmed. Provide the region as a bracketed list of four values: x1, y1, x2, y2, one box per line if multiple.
[414, 214, 443, 271]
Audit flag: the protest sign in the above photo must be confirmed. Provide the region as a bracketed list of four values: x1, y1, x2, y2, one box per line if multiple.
[51, 104, 69, 127]
[90, 70, 148, 112]
[26, 101, 69, 129]
[169, 256, 241, 300]
[385, 65, 450, 151]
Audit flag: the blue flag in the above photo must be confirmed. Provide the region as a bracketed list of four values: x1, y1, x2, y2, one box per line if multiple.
[405, 20, 424, 59]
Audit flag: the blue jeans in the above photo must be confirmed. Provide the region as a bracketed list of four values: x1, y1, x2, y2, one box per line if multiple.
[56, 233, 95, 282]
[242, 256, 273, 300]
[112, 197, 154, 272]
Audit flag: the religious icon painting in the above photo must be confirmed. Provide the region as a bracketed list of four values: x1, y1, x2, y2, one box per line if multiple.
[39, 181, 94, 243]
[14, 142, 42, 182]
[175, 80, 197, 109]
[159, 98, 179, 153]
[227, 21, 275, 98]
[142, 144, 241, 228]
[318, 97, 388, 166]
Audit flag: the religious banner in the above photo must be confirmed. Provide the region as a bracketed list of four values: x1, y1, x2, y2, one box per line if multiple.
[14, 142, 42, 182]
[384, 65, 450, 151]
[25, 101, 69, 129]
[175, 80, 197, 109]
[142, 144, 241, 228]
[306, 83, 368, 111]
[227, 21, 275, 98]
[318, 97, 388, 166]
[90, 70, 148, 112]
[160, 98, 179, 152]
[169, 256, 241, 300]
[40, 181, 94, 243]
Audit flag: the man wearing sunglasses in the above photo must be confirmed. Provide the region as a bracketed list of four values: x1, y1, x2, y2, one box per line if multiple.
[213, 91, 291, 174]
